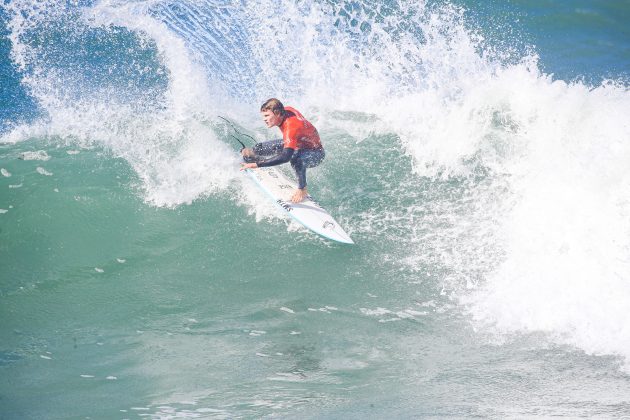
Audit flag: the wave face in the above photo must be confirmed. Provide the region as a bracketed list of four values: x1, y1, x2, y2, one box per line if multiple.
[2, 0, 630, 417]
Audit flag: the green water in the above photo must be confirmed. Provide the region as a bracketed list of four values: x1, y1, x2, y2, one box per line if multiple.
[2, 135, 630, 418]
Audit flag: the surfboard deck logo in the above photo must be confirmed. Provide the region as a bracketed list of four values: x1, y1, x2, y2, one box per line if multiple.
[245, 166, 354, 244]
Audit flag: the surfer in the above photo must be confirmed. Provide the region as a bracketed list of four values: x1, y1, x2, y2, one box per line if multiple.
[240, 98, 325, 203]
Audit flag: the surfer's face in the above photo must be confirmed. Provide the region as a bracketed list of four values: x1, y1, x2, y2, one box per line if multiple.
[261, 110, 282, 128]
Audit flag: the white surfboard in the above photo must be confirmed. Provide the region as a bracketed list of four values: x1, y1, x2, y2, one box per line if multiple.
[244, 166, 354, 244]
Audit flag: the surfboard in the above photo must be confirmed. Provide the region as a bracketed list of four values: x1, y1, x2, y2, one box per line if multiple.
[244, 166, 354, 244]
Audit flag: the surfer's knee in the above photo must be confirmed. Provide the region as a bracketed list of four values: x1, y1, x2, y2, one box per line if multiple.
[252, 143, 264, 155]
[303, 148, 325, 168]
[254, 139, 283, 156]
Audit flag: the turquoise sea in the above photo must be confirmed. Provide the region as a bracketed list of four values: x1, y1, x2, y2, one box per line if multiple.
[2, 1, 630, 418]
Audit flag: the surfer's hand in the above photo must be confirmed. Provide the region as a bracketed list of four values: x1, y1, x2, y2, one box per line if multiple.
[240, 162, 258, 170]
[291, 188, 307, 203]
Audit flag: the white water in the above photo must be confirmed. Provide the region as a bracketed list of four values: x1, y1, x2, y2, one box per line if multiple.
[462, 78, 630, 372]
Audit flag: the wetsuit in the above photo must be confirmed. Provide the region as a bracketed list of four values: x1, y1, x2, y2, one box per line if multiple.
[253, 107, 325, 189]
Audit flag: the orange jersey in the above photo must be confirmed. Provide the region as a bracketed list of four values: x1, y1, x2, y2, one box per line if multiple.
[279, 106, 322, 150]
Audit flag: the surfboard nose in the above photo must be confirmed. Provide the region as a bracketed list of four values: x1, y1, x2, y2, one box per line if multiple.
[321, 220, 354, 244]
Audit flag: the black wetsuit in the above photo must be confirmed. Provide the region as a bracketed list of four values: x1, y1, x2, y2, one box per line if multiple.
[247, 140, 325, 189]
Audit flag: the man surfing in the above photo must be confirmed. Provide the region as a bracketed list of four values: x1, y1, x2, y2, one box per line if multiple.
[240, 98, 325, 203]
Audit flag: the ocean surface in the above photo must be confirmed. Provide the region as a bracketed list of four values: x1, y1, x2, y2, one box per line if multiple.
[1, 0, 630, 418]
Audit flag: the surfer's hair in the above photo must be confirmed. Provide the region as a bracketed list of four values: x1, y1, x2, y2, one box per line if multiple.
[260, 98, 285, 116]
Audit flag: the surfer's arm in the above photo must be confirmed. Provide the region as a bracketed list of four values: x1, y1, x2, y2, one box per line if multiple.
[256, 147, 294, 167]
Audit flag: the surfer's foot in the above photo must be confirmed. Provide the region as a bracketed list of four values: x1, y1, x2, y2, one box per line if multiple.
[291, 188, 307, 203]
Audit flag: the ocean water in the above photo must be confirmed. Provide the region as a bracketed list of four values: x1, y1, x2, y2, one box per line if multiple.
[1, 0, 630, 418]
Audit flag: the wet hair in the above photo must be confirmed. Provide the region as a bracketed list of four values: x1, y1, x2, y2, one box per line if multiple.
[260, 98, 285, 116]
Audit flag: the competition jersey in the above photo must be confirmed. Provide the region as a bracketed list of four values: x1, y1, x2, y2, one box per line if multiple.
[279, 106, 322, 150]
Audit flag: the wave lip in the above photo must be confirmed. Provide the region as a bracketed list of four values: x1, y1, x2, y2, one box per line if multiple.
[3, 0, 243, 207]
